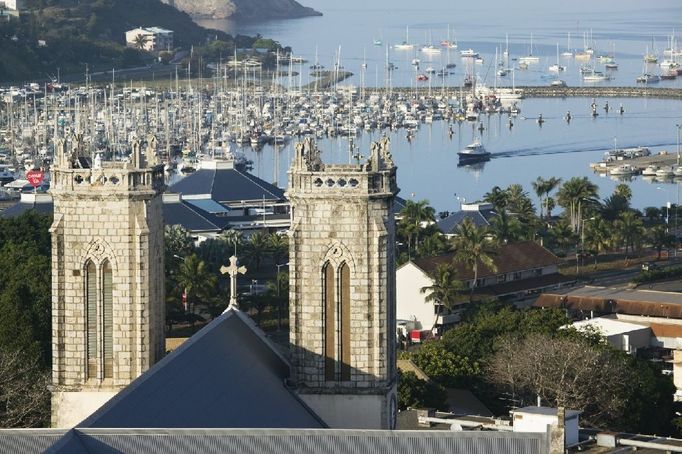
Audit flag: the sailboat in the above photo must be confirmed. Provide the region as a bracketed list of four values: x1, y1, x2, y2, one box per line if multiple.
[575, 32, 592, 61]
[440, 25, 458, 49]
[561, 32, 574, 57]
[394, 26, 414, 50]
[604, 43, 618, 70]
[549, 44, 566, 72]
[644, 36, 658, 63]
[518, 33, 540, 64]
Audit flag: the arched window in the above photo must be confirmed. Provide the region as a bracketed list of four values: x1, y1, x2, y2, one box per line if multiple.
[86, 261, 97, 379]
[102, 261, 113, 379]
[339, 262, 351, 381]
[323, 262, 335, 381]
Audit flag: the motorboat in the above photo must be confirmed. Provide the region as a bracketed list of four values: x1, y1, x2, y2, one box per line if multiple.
[609, 164, 637, 176]
[548, 64, 566, 72]
[416, 74, 429, 81]
[636, 73, 660, 84]
[460, 49, 479, 58]
[550, 79, 567, 87]
[642, 165, 659, 176]
[674, 166, 682, 177]
[458, 140, 491, 162]
[655, 166, 675, 178]
[421, 45, 441, 54]
[582, 69, 610, 82]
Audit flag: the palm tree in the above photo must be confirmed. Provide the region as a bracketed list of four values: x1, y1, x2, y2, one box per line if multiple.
[583, 218, 612, 265]
[452, 218, 498, 297]
[133, 33, 150, 50]
[483, 186, 508, 211]
[614, 183, 632, 201]
[399, 200, 435, 255]
[417, 233, 449, 257]
[175, 254, 217, 320]
[532, 177, 548, 219]
[556, 177, 599, 231]
[244, 232, 270, 271]
[490, 210, 522, 243]
[549, 219, 575, 252]
[648, 225, 676, 260]
[614, 211, 644, 256]
[420, 263, 467, 331]
[220, 229, 243, 255]
[267, 233, 289, 266]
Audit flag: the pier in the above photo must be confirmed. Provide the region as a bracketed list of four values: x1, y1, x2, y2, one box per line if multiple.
[590, 152, 682, 174]
[371, 86, 682, 100]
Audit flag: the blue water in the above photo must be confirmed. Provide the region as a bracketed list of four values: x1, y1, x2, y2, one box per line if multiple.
[196, 1, 682, 212]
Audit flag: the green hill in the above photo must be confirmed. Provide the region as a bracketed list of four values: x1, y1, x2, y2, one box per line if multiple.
[0, 0, 262, 82]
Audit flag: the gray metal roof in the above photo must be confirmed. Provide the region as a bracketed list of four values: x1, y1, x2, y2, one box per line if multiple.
[170, 167, 285, 203]
[79, 309, 325, 430]
[437, 209, 497, 234]
[46, 428, 549, 454]
[162, 200, 227, 232]
[0, 429, 67, 454]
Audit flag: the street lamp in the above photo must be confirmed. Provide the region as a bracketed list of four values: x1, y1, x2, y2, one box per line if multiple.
[656, 187, 670, 229]
[275, 262, 289, 331]
[577, 217, 596, 276]
[675, 125, 682, 165]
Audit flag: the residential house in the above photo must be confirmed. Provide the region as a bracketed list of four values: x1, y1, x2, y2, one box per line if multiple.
[397, 241, 574, 334]
[437, 202, 498, 235]
[125, 27, 174, 52]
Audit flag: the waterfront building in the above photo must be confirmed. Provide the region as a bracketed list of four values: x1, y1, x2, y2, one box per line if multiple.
[124, 27, 173, 52]
[0, 0, 23, 11]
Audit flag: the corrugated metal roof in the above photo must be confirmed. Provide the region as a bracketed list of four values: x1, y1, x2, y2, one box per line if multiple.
[49, 428, 548, 454]
[536, 286, 682, 319]
[0, 430, 67, 454]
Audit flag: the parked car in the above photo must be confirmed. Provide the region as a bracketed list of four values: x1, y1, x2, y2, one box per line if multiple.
[641, 262, 659, 271]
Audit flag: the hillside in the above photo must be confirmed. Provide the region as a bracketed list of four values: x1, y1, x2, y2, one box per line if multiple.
[165, 0, 321, 20]
[0, 0, 266, 82]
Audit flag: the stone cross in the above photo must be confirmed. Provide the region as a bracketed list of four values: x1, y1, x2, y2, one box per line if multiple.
[220, 255, 247, 309]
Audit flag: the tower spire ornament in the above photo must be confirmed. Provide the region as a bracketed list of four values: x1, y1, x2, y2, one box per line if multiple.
[221, 255, 247, 309]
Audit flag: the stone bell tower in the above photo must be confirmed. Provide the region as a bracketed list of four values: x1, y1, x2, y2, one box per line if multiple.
[49, 136, 165, 428]
[286, 137, 399, 430]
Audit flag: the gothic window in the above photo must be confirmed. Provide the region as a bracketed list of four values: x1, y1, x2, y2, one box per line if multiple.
[86, 261, 97, 379]
[323, 262, 335, 381]
[102, 261, 113, 379]
[339, 262, 351, 381]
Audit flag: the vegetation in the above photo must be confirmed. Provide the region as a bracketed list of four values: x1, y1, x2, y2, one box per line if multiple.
[0, 0, 289, 82]
[0, 211, 52, 427]
[403, 301, 677, 435]
[397, 371, 448, 411]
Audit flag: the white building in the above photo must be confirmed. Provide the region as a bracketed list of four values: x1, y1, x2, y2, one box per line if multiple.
[125, 27, 174, 52]
[397, 241, 572, 335]
[0, 0, 23, 11]
[511, 407, 581, 448]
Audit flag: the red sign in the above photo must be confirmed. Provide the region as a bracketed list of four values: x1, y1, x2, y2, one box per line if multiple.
[26, 170, 44, 188]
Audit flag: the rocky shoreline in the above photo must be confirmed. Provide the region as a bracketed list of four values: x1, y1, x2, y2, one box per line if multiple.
[164, 0, 321, 21]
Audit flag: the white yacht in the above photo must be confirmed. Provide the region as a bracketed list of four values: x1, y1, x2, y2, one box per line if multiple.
[460, 49, 479, 58]
[642, 165, 659, 176]
[609, 164, 637, 176]
[458, 140, 491, 162]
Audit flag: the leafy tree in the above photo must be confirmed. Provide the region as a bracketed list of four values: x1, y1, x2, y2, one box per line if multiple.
[487, 333, 675, 433]
[0, 347, 50, 428]
[410, 342, 480, 388]
[165, 225, 194, 266]
[644, 207, 662, 223]
[451, 218, 498, 296]
[556, 177, 599, 231]
[398, 371, 448, 411]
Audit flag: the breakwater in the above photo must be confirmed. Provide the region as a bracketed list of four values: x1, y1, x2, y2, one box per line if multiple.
[374, 86, 682, 100]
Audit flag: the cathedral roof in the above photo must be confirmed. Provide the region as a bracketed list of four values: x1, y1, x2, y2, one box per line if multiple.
[170, 167, 285, 204]
[77, 309, 325, 430]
